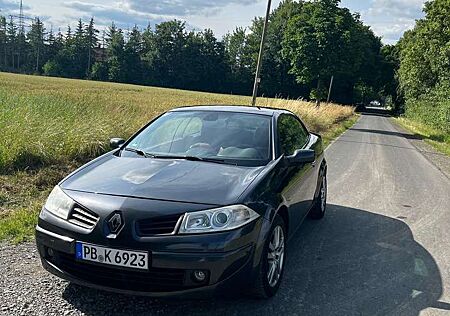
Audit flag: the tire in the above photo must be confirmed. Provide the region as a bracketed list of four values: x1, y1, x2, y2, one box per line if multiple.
[309, 171, 327, 220]
[251, 215, 287, 299]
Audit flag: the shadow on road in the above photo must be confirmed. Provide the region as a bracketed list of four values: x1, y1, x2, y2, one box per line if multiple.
[62, 205, 446, 316]
[351, 128, 423, 140]
[356, 107, 392, 117]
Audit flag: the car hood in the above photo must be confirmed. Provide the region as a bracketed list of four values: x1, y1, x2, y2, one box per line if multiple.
[61, 155, 265, 205]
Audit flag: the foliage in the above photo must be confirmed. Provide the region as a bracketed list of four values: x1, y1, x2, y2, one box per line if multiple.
[282, 0, 385, 105]
[397, 0, 450, 132]
[0, 0, 393, 104]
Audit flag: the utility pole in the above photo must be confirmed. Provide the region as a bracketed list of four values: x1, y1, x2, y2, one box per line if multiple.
[18, 0, 25, 34]
[251, 0, 272, 107]
[9, 0, 33, 69]
[327, 75, 334, 103]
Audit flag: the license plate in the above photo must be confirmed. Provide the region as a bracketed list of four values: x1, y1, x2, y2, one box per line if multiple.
[75, 242, 149, 270]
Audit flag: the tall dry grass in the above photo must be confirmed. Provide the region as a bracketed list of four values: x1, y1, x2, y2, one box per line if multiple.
[0, 72, 355, 173]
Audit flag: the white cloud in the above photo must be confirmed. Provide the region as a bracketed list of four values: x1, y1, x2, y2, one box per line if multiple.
[128, 0, 256, 16]
[2, 0, 426, 43]
[361, 0, 426, 43]
[0, 0, 31, 14]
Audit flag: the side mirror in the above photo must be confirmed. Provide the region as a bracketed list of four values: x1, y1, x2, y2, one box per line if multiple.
[286, 149, 315, 166]
[110, 138, 125, 149]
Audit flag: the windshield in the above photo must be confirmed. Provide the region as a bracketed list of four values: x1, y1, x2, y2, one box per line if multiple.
[124, 111, 272, 166]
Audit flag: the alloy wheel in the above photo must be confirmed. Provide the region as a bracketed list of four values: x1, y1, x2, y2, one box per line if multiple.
[320, 175, 327, 212]
[267, 225, 285, 287]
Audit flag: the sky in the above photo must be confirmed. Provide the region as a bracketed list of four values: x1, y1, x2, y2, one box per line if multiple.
[0, 0, 427, 44]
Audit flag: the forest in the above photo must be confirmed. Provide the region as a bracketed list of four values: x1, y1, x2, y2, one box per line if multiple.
[0, 0, 448, 131]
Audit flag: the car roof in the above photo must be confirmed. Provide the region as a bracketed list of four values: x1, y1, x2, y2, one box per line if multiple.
[169, 105, 294, 117]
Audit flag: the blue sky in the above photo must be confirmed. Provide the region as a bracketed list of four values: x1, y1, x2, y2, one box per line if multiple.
[0, 0, 426, 44]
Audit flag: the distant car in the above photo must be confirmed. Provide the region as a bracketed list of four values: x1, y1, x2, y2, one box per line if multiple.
[36, 105, 327, 298]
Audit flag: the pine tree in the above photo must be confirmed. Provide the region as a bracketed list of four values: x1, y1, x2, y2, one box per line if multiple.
[124, 25, 142, 83]
[85, 18, 99, 75]
[6, 17, 17, 68]
[0, 16, 7, 69]
[106, 22, 125, 82]
[27, 18, 45, 73]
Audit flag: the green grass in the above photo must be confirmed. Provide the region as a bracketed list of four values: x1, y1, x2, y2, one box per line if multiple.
[0, 72, 357, 242]
[394, 117, 450, 156]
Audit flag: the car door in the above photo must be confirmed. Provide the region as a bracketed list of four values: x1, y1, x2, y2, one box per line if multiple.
[277, 114, 315, 229]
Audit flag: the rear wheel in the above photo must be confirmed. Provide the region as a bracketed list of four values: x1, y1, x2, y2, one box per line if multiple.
[251, 215, 286, 299]
[309, 172, 327, 220]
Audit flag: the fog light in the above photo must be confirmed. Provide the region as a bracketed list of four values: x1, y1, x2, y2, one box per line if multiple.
[193, 270, 207, 282]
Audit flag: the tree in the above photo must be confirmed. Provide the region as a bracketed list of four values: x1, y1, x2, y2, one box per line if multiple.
[145, 20, 188, 88]
[106, 23, 126, 82]
[282, 0, 384, 105]
[379, 45, 402, 111]
[224, 27, 253, 94]
[27, 18, 45, 73]
[397, 0, 450, 131]
[255, 0, 303, 98]
[282, 0, 353, 105]
[85, 18, 99, 75]
[47, 29, 64, 61]
[123, 25, 143, 83]
[6, 17, 17, 69]
[0, 16, 7, 69]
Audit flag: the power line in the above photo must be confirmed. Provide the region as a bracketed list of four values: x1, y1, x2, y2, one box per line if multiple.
[9, 0, 33, 32]
[7, 1, 36, 69]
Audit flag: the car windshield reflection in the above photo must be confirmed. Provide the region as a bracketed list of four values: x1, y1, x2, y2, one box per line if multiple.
[124, 111, 272, 166]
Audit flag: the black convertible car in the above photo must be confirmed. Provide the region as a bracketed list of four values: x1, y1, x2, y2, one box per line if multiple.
[36, 105, 327, 298]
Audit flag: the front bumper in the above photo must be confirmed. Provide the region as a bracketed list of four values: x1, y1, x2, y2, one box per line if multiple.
[36, 218, 264, 297]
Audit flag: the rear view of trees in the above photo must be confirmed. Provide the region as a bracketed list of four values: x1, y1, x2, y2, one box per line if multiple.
[0, 0, 396, 105]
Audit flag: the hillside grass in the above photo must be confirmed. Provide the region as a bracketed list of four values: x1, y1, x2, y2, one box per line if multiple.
[0, 72, 356, 242]
[394, 117, 450, 156]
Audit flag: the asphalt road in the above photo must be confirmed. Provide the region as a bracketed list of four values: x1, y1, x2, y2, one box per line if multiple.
[1, 112, 449, 315]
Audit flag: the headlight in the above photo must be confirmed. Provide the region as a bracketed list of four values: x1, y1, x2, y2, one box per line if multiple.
[179, 205, 260, 234]
[44, 186, 74, 220]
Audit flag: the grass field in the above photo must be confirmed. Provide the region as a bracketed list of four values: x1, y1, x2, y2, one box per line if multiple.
[0, 72, 356, 242]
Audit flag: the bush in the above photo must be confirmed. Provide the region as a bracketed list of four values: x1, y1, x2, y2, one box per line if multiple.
[405, 81, 450, 133]
[43, 60, 62, 77]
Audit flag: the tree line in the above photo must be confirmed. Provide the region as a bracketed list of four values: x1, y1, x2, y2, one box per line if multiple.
[395, 0, 449, 132]
[0, 0, 401, 105]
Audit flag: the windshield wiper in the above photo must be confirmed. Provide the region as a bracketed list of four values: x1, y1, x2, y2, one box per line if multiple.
[152, 155, 235, 165]
[123, 150, 236, 165]
[124, 148, 154, 158]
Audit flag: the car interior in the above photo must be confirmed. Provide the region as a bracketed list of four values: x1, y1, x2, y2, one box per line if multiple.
[143, 113, 271, 161]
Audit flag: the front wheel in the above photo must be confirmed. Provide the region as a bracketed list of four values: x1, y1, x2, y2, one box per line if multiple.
[309, 172, 327, 220]
[251, 215, 286, 299]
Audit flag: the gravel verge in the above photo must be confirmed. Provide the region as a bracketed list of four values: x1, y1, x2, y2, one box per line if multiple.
[0, 242, 266, 316]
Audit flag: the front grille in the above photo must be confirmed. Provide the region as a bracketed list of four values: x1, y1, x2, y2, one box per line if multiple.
[68, 205, 99, 229]
[51, 252, 192, 292]
[136, 214, 183, 236]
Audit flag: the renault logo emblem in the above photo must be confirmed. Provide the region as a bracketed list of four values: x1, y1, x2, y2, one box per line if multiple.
[106, 212, 124, 238]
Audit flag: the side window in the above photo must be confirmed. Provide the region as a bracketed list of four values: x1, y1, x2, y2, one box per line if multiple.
[278, 114, 309, 156]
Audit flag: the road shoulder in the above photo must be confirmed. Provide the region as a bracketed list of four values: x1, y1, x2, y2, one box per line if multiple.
[391, 118, 450, 179]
